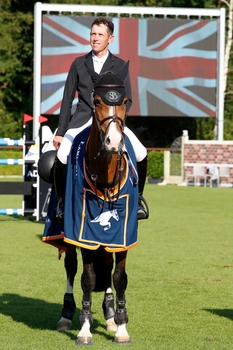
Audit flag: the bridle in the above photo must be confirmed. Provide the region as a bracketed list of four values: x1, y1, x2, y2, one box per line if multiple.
[93, 114, 125, 151]
[92, 82, 127, 151]
[86, 82, 128, 206]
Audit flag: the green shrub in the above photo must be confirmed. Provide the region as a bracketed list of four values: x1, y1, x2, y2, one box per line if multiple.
[147, 150, 164, 179]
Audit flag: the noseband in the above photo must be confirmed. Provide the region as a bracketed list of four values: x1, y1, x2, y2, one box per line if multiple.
[93, 114, 125, 151]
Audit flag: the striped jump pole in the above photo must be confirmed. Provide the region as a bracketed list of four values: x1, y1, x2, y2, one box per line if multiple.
[0, 159, 35, 165]
[0, 209, 36, 215]
[0, 209, 24, 215]
[0, 138, 35, 147]
[0, 138, 24, 146]
[0, 135, 37, 217]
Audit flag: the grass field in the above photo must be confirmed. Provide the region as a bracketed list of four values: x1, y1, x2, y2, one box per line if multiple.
[0, 184, 233, 349]
[0, 149, 23, 176]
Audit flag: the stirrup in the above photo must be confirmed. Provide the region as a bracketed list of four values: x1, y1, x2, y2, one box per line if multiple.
[138, 195, 149, 220]
[56, 197, 64, 222]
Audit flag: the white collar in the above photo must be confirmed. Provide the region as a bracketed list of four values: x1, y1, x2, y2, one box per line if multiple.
[92, 51, 109, 63]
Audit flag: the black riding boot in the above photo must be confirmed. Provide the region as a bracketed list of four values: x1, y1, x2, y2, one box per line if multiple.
[137, 155, 149, 220]
[53, 157, 66, 222]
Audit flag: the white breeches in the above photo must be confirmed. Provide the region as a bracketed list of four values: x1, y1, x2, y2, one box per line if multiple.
[57, 119, 147, 165]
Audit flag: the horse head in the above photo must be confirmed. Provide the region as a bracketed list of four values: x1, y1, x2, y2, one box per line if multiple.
[88, 62, 129, 154]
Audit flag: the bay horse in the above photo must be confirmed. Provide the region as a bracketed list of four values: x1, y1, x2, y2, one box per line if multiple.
[42, 62, 139, 345]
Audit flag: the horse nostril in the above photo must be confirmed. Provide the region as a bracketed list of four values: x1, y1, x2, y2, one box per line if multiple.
[106, 137, 110, 145]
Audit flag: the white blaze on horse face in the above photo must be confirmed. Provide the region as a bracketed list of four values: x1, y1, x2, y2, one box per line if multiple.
[105, 106, 123, 152]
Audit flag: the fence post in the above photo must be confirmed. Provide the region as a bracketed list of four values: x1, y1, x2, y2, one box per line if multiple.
[180, 130, 189, 185]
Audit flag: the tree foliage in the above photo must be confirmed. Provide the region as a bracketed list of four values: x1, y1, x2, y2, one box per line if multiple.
[0, 0, 232, 144]
[0, 0, 34, 138]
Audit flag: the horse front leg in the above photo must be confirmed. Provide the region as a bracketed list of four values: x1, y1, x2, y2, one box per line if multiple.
[113, 251, 131, 344]
[103, 287, 117, 332]
[57, 244, 77, 331]
[93, 247, 117, 331]
[76, 248, 96, 346]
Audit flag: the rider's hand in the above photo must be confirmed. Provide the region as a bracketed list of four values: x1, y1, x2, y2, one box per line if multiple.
[53, 135, 63, 150]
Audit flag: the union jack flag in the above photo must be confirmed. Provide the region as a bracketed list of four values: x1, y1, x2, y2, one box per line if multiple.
[41, 16, 217, 117]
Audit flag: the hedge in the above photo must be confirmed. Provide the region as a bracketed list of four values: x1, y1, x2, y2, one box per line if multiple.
[147, 150, 164, 179]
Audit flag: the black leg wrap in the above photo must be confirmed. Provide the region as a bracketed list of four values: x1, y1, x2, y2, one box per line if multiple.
[114, 300, 128, 325]
[79, 301, 93, 326]
[61, 293, 76, 320]
[102, 293, 115, 320]
[79, 310, 94, 327]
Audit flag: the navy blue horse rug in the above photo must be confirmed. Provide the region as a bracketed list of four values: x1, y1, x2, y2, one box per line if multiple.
[42, 127, 139, 253]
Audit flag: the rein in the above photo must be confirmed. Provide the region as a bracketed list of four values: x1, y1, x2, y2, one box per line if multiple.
[85, 109, 126, 208]
[85, 136, 125, 206]
[90, 153, 125, 209]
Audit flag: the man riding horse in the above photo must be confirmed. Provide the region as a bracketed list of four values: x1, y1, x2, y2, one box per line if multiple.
[52, 17, 149, 222]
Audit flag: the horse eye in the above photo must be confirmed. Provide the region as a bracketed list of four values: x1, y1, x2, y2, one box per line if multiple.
[94, 98, 101, 107]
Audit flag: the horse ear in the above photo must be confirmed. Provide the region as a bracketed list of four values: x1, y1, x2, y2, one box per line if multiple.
[85, 63, 101, 85]
[117, 60, 129, 83]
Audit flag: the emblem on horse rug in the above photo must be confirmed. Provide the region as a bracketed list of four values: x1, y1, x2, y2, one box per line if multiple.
[91, 209, 119, 231]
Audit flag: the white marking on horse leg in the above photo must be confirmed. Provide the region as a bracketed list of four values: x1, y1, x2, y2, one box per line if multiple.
[76, 318, 93, 345]
[115, 324, 129, 338]
[114, 324, 131, 343]
[66, 278, 73, 294]
[106, 317, 117, 332]
[78, 318, 92, 337]
[106, 287, 112, 293]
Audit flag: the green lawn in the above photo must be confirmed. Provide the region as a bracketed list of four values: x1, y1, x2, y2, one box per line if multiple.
[0, 184, 233, 349]
[0, 149, 23, 176]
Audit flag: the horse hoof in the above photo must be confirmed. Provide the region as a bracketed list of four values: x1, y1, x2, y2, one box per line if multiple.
[57, 319, 72, 331]
[75, 336, 93, 346]
[106, 317, 117, 332]
[113, 336, 131, 344]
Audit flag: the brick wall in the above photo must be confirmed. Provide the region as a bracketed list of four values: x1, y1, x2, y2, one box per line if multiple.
[183, 141, 233, 184]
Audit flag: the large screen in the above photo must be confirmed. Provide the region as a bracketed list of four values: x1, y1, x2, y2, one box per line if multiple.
[41, 16, 217, 117]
